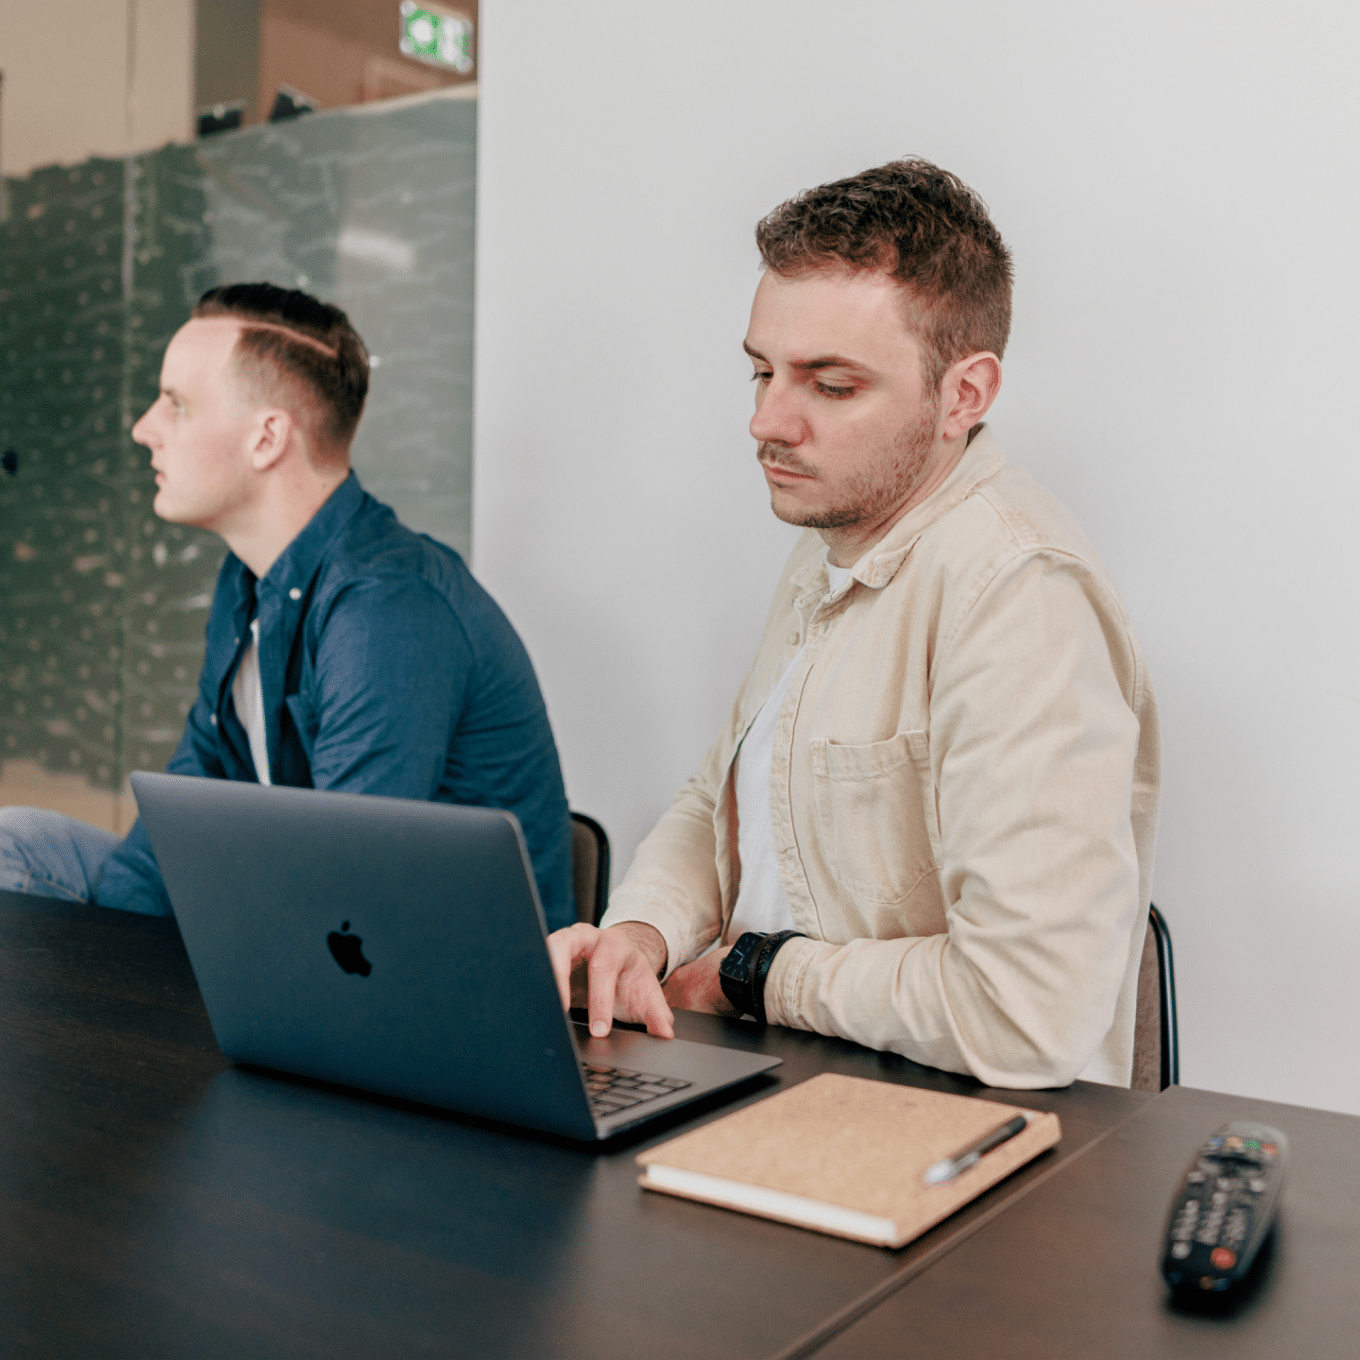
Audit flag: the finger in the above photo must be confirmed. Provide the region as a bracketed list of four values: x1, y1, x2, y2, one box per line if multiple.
[622, 960, 675, 1039]
[586, 936, 627, 1038]
[642, 987, 675, 1039]
[546, 924, 595, 1014]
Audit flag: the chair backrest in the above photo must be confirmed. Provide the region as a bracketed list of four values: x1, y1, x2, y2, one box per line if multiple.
[570, 812, 611, 927]
[1131, 903, 1179, 1092]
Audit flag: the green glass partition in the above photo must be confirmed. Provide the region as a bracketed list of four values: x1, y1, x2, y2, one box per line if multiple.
[0, 93, 476, 811]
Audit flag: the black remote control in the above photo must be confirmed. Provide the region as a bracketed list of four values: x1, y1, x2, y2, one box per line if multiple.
[1161, 1120, 1287, 1293]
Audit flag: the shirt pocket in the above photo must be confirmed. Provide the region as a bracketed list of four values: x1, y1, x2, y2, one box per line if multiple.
[809, 730, 942, 906]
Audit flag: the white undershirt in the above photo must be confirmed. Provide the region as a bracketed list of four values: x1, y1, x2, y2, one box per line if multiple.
[725, 556, 855, 942]
[231, 617, 271, 784]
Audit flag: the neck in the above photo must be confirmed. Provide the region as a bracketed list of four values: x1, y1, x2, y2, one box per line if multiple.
[221, 463, 349, 579]
[819, 431, 969, 568]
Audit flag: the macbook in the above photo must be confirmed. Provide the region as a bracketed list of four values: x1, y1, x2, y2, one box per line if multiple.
[131, 773, 780, 1140]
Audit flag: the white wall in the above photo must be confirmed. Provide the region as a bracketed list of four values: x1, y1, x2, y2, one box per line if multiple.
[0, 0, 193, 176]
[474, 1, 1360, 1114]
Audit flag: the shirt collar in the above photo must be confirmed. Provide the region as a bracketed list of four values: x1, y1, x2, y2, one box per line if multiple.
[788, 425, 1007, 597]
[250, 470, 367, 599]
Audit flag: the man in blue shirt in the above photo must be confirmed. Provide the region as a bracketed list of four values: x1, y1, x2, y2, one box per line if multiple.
[0, 284, 574, 929]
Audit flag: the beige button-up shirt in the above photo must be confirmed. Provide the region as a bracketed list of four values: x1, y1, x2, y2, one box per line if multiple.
[603, 427, 1160, 1088]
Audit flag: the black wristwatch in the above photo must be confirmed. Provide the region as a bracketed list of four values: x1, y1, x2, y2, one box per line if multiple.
[719, 929, 805, 1024]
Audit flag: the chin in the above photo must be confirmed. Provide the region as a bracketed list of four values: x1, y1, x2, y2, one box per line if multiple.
[151, 492, 193, 527]
[769, 489, 843, 530]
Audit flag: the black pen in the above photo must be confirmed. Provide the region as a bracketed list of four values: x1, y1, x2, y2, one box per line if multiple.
[923, 1113, 1030, 1185]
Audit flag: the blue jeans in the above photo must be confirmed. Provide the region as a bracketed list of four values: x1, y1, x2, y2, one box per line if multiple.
[0, 807, 143, 910]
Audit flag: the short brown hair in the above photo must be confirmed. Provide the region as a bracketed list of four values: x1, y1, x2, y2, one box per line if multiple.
[193, 283, 370, 449]
[755, 158, 1013, 390]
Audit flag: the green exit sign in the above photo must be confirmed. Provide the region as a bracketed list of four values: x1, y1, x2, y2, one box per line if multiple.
[399, 2, 474, 74]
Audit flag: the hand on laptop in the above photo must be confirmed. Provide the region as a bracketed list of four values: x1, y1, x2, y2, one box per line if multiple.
[548, 922, 676, 1039]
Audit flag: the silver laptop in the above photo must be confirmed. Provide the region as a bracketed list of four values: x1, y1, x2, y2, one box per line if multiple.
[131, 772, 780, 1140]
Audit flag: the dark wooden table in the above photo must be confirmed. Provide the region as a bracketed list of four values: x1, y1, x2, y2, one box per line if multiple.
[806, 1083, 1360, 1360]
[1, 891, 1150, 1360]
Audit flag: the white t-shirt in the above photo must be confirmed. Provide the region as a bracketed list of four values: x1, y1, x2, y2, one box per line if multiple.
[724, 556, 855, 941]
[231, 617, 271, 785]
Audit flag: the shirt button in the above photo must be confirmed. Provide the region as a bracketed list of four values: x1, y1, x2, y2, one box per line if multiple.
[787, 632, 799, 646]
[209, 713, 217, 726]
[289, 587, 301, 600]
[233, 636, 239, 645]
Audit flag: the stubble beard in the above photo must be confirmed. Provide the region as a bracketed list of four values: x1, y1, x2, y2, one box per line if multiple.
[759, 396, 941, 532]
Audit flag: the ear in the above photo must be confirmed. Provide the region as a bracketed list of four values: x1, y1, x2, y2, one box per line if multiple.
[939, 352, 1003, 441]
[249, 409, 294, 472]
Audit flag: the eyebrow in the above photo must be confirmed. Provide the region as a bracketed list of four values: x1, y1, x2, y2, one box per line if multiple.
[742, 340, 873, 374]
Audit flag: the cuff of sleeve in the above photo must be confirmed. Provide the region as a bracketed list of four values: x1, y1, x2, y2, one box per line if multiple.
[599, 886, 718, 982]
[761, 935, 823, 1029]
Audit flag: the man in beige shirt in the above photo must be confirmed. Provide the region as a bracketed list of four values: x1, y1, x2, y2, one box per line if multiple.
[548, 159, 1159, 1089]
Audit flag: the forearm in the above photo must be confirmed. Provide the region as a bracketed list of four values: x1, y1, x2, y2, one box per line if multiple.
[763, 903, 1137, 1088]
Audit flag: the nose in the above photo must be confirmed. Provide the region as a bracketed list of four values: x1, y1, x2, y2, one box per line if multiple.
[749, 377, 806, 448]
[130, 402, 157, 449]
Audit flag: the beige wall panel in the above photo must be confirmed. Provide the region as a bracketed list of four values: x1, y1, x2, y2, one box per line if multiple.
[0, 760, 135, 835]
[0, 0, 192, 176]
[130, 0, 194, 154]
[257, 11, 372, 113]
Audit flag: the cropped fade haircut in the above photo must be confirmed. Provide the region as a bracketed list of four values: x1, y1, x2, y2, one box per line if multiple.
[755, 158, 1013, 392]
[192, 283, 370, 450]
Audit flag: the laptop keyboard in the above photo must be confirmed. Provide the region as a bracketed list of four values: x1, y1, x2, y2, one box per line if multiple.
[582, 1062, 691, 1117]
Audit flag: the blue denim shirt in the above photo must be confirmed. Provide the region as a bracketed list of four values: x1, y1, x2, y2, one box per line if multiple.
[98, 472, 574, 929]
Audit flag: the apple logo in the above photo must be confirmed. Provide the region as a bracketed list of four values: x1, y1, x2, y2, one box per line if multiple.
[327, 920, 372, 977]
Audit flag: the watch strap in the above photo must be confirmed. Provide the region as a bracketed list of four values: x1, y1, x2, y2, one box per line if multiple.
[751, 929, 806, 1025]
[719, 931, 766, 1019]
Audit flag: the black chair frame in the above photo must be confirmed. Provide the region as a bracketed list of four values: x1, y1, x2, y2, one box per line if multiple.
[570, 811, 611, 927]
[1148, 903, 1179, 1088]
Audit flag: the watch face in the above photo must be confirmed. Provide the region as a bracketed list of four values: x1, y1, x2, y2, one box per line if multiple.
[722, 932, 763, 977]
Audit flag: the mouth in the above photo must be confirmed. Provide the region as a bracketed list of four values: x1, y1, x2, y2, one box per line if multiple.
[761, 460, 816, 483]
[757, 442, 816, 483]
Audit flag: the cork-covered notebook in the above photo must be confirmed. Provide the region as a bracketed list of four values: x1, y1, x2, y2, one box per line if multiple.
[636, 1072, 1061, 1248]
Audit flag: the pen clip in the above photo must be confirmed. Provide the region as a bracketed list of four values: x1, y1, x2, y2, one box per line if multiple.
[922, 1111, 1031, 1186]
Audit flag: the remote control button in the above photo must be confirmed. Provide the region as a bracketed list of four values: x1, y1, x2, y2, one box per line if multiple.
[1171, 1242, 1191, 1259]
[1187, 1171, 1206, 1184]
[1249, 1177, 1267, 1193]
[1212, 1191, 1228, 1206]
[1210, 1247, 1237, 1270]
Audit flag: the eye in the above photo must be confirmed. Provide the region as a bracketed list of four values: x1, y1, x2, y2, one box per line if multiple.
[749, 369, 772, 385]
[814, 380, 856, 399]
